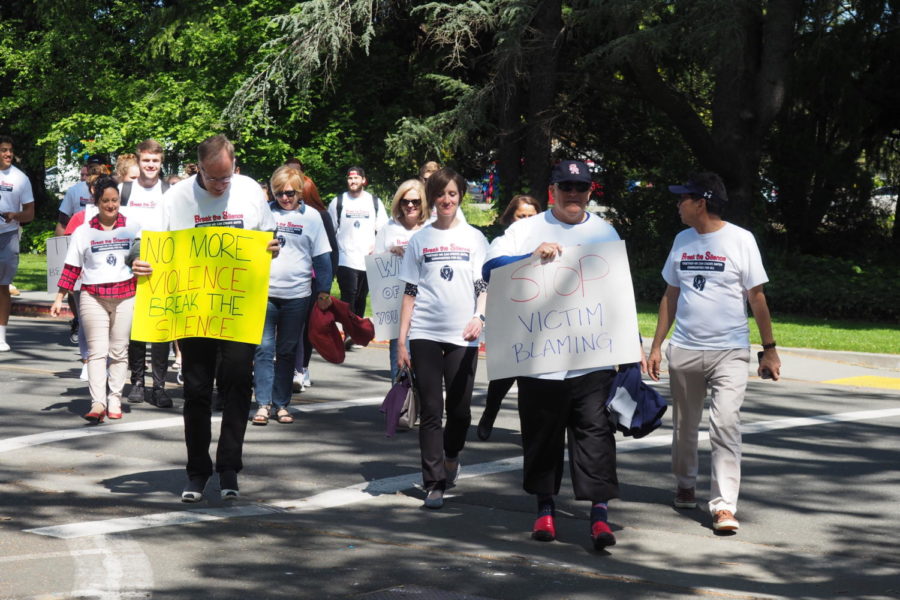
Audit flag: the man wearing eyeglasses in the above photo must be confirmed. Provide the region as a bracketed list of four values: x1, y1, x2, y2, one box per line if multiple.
[133, 134, 278, 503]
[482, 160, 639, 550]
[327, 166, 388, 345]
[647, 172, 780, 534]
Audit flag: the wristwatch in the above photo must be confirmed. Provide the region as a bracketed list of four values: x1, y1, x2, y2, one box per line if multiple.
[473, 313, 485, 323]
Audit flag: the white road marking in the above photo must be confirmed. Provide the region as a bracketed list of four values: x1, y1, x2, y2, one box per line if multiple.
[24, 406, 900, 540]
[0, 396, 384, 454]
[68, 534, 153, 599]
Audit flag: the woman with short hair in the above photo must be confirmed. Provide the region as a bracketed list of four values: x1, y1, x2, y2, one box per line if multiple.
[252, 166, 333, 425]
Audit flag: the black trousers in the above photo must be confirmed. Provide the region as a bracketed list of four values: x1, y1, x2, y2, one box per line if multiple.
[336, 266, 368, 318]
[180, 337, 255, 479]
[410, 339, 478, 491]
[128, 339, 170, 389]
[517, 369, 619, 502]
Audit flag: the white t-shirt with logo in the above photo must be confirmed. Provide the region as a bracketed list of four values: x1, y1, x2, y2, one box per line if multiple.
[374, 219, 421, 254]
[327, 191, 388, 270]
[65, 222, 140, 285]
[486, 209, 622, 380]
[58, 181, 92, 217]
[161, 174, 276, 233]
[0, 165, 34, 235]
[398, 221, 488, 346]
[269, 204, 332, 299]
[662, 222, 768, 350]
[119, 180, 166, 232]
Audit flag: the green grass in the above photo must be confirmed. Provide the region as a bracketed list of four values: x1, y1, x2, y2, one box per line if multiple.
[12, 253, 46, 291]
[15, 255, 896, 354]
[636, 302, 899, 354]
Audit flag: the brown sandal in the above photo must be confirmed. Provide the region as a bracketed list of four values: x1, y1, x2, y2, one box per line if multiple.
[251, 407, 269, 426]
[275, 408, 294, 424]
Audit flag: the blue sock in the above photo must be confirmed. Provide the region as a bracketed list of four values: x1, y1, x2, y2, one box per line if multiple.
[537, 495, 555, 517]
[590, 502, 608, 524]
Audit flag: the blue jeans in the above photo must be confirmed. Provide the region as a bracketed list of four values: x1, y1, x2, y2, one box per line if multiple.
[254, 296, 310, 409]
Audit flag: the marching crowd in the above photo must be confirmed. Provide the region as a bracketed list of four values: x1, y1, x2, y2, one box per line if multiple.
[0, 133, 781, 548]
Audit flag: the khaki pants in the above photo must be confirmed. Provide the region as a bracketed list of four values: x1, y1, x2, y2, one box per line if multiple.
[79, 293, 134, 409]
[667, 345, 749, 515]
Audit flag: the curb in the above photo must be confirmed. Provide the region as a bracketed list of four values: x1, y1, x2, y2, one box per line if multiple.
[10, 297, 72, 320]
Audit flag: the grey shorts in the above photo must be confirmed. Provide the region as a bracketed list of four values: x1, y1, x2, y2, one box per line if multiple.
[0, 230, 21, 285]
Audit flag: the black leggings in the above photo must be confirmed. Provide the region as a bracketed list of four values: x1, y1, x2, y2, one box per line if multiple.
[410, 339, 479, 491]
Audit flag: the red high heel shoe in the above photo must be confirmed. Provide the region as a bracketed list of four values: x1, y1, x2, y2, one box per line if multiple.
[83, 403, 106, 423]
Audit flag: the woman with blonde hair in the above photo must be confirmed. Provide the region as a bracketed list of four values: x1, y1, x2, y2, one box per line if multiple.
[252, 165, 333, 425]
[115, 154, 139, 183]
[375, 178, 430, 383]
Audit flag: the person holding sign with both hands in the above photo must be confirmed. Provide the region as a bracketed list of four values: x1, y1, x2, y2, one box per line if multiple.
[396, 167, 488, 510]
[483, 160, 646, 550]
[132, 135, 279, 503]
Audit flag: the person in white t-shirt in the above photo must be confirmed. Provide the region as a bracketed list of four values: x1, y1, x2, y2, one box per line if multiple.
[132, 135, 279, 503]
[0, 135, 35, 352]
[327, 166, 388, 337]
[251, 166, 333, 426]
[120, 139, 174, 409]
[50, 176, 139, 423]
[397, 168, 488, 510]
[374, 178, 430, 383]
[482, 160, 636, 550]
[648, 172, 781, 534]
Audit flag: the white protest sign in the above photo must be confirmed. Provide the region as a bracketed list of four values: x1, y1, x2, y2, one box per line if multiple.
[485, 240, 641, 379]
[364, 251, 405, 340]
[45, 236, 79, 291]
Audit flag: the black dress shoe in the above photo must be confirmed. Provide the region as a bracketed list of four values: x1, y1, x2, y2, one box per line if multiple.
[182, 476, 209, 502]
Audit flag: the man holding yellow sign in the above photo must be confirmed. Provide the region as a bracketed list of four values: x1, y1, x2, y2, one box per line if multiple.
[132, 135, 278, 503]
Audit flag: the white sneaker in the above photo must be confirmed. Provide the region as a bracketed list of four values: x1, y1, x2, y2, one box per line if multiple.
[292, 370, 304, 393]
[302, 369, 312, 387]
[0, 341, 10, 352]
[79, 363, 89, 381]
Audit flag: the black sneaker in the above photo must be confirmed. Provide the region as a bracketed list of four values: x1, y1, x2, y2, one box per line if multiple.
[181, 476, 208, 503]
[219, 470, 239, 500]
[127, 383, 145, 404]
[150, 388, 173, 408]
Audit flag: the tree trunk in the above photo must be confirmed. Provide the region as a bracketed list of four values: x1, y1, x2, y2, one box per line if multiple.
[521, 0, 561, 202]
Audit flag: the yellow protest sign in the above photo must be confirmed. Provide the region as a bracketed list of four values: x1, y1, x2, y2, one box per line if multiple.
[131, 227, 272, 344]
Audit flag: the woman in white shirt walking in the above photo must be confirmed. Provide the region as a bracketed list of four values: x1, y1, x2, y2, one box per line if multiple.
[397, 168, 488, 509]
[375, 178, 429, 383]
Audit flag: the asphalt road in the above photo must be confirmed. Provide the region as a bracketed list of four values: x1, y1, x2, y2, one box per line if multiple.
[0, 315, 898, 600]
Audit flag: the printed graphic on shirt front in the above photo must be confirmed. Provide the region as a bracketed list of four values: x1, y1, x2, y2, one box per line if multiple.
[678, 250, 727, 273]
[345, 209, 371, 222]
[90, 237, 132, 254]
[0, 182, 13, 192]
[193, 211, 245, 229]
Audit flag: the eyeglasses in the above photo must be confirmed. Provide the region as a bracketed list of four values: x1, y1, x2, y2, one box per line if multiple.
[400, 198, 422, 207]
[201, 169, 233, 184]
[557, 181, 591, 193]
[275, 190, 298, 198]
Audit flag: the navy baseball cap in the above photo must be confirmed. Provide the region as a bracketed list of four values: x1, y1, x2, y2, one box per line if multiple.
[551, 160, 592, 184]
[668, 180, 723, 202]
